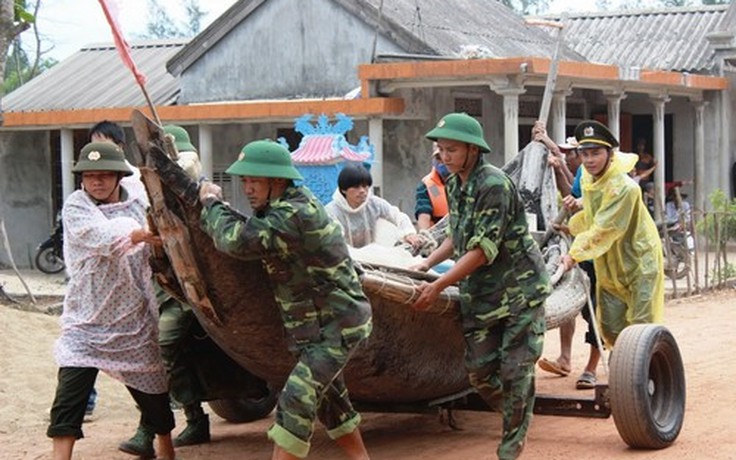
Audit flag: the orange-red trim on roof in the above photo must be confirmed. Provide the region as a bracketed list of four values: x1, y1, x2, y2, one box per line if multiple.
[1, 98, 405, 128]
[686, 73, 729, 90]
[358, 57, 727, 91]
[640, 70, 685, 86]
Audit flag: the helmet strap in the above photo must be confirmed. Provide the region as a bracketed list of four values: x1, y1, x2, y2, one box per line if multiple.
[98, 174, 123, 204]
[459, 144, 478, 176]
[593, 149, 614, 180]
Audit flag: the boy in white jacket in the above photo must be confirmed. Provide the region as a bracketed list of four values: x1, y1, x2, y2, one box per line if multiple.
[326, 163, 420, 249]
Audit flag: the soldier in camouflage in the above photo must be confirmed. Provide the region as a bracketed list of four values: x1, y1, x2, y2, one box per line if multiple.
[412, 113, 551, 460]
[197, 140, 373, 460]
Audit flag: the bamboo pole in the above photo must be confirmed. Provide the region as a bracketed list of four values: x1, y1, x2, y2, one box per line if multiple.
[0, 218, 36, 304]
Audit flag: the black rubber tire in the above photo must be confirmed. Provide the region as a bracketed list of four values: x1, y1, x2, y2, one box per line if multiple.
[609, 324, 686, 449]
[207, 386, 279, 424]
[35, 247, 65, 274]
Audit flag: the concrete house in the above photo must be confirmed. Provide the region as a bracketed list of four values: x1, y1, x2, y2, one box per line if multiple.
[1, 0, 734, 268]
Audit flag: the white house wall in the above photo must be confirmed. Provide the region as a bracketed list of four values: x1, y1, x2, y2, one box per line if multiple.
[177, 0, 405, 104]
[0, 131, 53, 269]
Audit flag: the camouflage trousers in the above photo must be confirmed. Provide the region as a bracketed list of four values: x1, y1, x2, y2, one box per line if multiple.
[267, 320, 372, 458]
[158, 297, 203, 406]
[464, 305, 545, 460]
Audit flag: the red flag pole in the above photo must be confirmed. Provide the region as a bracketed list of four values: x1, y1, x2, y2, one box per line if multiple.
[98, 0, 162, 126]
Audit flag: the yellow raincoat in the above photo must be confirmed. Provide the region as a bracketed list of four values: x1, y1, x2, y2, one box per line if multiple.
[568, 152, 664, 347]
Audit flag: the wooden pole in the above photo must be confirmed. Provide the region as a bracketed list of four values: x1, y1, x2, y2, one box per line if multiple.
[0, 218, 36, 304]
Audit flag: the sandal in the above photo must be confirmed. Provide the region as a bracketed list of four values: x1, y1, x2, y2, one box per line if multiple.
[576, 371, 597, 390]
[538, 358, 571, 377]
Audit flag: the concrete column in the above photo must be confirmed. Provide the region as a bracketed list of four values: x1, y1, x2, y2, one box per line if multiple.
[60, 129, 75, 200]
[651, 94, 670, 207]
[719, 89, 732, 195]
[551, 89, 571, 143]
[605, 91, 627, 141]
[497, 88, 526, 163]
[198, 124, 213, 179]
[692, 100, 706, 214]
[368, 117, 384, 197]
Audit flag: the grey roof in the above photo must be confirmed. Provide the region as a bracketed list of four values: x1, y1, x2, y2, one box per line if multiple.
[3, 39, 187, 112]
[167, 0, 584, 76]
[357, 0, 583, 61]
[543, 5, 730, 73]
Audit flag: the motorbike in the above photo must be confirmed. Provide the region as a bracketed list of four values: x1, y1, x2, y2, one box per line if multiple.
[660, 220, 694, 280]
[35, 212, 65, 274]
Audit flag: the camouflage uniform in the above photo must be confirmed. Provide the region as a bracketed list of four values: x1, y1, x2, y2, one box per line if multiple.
[155, 284, 205, 407]
[200, 185, 372, 458]
[446, 158, 550, 460]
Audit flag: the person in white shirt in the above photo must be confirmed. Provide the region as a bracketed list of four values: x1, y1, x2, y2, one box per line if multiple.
[325, 163, 420, 249]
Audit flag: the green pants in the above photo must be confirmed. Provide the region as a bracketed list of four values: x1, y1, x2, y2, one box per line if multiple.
[158, 297, 204, 406]
[463, 305, 545, 460]
[267, 320, 372, 458]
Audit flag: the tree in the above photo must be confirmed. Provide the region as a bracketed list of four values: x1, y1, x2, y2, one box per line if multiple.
[3, 1, 58, 95]
[1, 0, 33, 98]
[499, 0, 550, 15]
[4, 35, 56, 94]
[145, 0, 206, 39]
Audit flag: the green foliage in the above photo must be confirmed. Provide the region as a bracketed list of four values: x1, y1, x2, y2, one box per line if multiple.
[14, 0, 35, 23]
[711, 262, 736, 281]
[3, 39, 56, 93]
[3, 2, 54, 94]
[498, 0, 550, 15]
[697, 189, 736, 247]
[144, 0, 206, 39]
[184, 0, 205, 37]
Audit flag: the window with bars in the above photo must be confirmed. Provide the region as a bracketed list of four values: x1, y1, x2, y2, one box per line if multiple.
[212, 171, 234, 203]
[454, 97, 483, 117]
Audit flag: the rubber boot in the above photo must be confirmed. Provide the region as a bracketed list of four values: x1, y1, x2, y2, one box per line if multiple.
[118, 424, 156, 459]
[173, 404, 210, 447]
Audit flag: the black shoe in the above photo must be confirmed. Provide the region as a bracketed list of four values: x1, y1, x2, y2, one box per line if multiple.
[118, 424, 156, 458]
[173, 414, 210, 447]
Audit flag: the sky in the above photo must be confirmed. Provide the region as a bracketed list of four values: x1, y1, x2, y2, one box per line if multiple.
[24, 0, 661, 63]
[24, 0, 239, 62]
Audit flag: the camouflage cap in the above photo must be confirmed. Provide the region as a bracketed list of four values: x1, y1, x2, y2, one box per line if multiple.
[72, 142, 133, 176]
[574, 120, 619, 150]
[225, 140, 303, 180]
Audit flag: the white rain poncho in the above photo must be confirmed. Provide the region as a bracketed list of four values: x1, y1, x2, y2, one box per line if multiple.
[325, 188, 416, 248]
[54, 182, 168, 394]
[569, 151, 664, 347]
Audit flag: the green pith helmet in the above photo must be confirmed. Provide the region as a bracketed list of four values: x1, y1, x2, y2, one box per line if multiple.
[425, 112, 491, 153]
[225, 140, 303, 180]
[72, 142, 133, 176]
[163, 125, 197, 152]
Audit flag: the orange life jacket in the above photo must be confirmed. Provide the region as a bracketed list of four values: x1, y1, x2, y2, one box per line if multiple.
[421, 169, 448, 222]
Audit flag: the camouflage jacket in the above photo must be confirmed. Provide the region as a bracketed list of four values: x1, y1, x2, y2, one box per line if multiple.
[446, 158, 551, 328]
[200, 185, 372, 350]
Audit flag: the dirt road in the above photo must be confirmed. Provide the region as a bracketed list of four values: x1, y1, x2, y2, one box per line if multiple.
[1, 288, 735, 459]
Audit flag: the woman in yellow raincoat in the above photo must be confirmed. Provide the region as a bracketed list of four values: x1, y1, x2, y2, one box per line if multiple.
[559, 120, 664, 347]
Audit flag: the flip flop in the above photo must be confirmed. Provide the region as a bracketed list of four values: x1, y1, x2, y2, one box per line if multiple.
[537, 358, 571, 377]
[576, 371, 597, 390]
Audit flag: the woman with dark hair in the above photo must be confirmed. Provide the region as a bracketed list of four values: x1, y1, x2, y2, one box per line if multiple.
[47, 142, 177, 460]
[325, 163, 420, 249]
